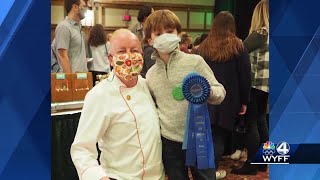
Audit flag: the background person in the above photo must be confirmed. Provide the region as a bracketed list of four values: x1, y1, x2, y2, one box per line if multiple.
[53, 0, 88, 73]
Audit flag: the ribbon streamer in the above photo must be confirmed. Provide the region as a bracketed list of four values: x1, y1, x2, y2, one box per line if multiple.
[182, 72, 215, 169]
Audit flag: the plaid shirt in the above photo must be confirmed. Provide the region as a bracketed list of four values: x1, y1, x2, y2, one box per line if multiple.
[244, 28, 269, 93]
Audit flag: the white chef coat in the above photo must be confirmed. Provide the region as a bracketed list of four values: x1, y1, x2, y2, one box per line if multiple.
[71, 72, 165, 180]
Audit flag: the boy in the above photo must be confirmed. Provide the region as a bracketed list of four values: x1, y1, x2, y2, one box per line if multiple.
[144, 10, 226, 180]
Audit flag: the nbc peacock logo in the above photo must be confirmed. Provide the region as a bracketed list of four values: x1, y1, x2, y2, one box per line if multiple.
[263, 141, 276, 156]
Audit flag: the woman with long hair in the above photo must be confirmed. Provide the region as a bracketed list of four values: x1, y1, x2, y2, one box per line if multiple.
[196, 11, 251, 179]
[232, 0, 270, 175]
[88, 24, 111, 85]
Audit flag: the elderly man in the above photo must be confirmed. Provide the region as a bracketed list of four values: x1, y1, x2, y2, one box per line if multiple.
[53, 0, 88, 73]
[71, 29, 165, 180]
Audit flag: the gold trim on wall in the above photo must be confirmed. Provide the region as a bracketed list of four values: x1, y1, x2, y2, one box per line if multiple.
[51, 0, 214, 11]
[95, 2, 213, 11]
[51, 0, 212, 41]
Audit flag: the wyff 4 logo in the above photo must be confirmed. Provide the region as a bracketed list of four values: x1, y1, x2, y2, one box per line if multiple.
[262, 141, 290, 164]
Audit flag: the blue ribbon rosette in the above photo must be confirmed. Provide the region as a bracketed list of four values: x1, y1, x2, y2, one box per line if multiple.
[182, 72, 215, 169]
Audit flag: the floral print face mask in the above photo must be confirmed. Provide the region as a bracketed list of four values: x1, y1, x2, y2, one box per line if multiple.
[113, 52, 144, 81]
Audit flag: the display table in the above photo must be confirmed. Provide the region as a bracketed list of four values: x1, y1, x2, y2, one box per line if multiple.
[51, 101, 84, 115]
[51, 101, 83, 180]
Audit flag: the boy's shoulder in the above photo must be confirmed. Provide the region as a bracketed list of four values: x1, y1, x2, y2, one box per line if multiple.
[187, 53, 203, 60]
[145, 64, 158, 79]
[178, 51, 204, 64]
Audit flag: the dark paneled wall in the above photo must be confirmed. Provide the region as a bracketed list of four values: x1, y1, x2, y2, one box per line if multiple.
[214, 0, 261, 40]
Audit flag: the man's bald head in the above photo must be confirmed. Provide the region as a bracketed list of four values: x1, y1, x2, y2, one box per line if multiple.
[109, 29, 142, 55]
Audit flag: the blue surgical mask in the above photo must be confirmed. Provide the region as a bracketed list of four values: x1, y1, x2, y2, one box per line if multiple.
[153, 33, 181, 53]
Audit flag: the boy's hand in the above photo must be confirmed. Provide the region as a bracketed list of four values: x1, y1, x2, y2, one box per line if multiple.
[239, 105, 247, 115]
[100, 177, 110, 180]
